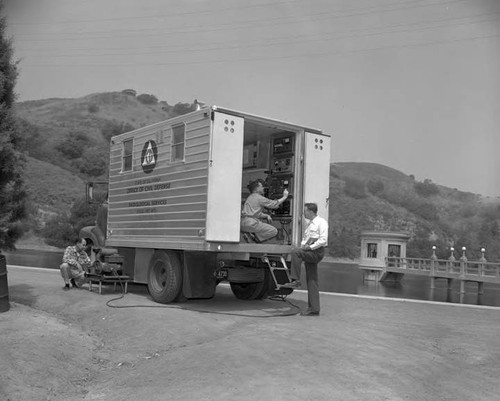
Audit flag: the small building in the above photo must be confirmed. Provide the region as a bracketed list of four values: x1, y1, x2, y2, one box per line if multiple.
[358, 231, 410, 281]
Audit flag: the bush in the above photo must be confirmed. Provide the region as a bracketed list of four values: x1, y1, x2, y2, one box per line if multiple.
[344, 177, 367, 199]
[101, 121, 136, 142]
[367, 179, 384, 195]
[78, 147, 108, 177]
[87, 103, 99, 113]
[137, 93, 158, 105]
[411, 202, 439, 221]
[56, 132, 90, 159]
[414, 179, 439, 197]
[41, 213, 76, 247]
[41, 197, 98, 247]
[172, 102, 194, 116]
[121, 89, 137, 96]
[329, 227, 359, 258]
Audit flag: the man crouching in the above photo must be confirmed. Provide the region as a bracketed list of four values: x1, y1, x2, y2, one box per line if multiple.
[60, 238, 90, 290]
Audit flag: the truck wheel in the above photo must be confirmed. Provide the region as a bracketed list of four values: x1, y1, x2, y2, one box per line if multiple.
[148, 251, 182, 304]
[230, 270, 269, 300]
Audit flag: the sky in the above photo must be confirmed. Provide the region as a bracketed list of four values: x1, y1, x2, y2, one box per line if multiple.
[4, 0, 500, 197]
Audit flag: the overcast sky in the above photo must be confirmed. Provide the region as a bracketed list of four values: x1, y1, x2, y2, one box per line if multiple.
[5, 0, 500, 197]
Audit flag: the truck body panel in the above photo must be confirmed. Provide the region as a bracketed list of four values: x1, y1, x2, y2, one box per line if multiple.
[105, 106, 330, 255]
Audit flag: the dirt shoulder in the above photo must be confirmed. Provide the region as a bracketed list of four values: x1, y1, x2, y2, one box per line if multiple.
[3, 266, 500, 401]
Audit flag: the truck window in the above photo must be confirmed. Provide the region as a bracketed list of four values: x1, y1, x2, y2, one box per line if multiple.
[171, 123, 185, 162]
[122, 139, 133, 172]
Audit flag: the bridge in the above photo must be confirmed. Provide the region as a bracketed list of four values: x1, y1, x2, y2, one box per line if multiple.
[383, 248, 500, 295]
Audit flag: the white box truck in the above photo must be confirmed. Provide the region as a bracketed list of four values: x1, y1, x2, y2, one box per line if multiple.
[81, 105, 331, 303]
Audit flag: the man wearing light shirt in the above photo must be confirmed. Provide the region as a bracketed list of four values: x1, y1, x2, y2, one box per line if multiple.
[283, 202, 328, 316]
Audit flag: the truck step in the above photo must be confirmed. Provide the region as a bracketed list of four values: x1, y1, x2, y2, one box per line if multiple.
[262, 255, 292, 290]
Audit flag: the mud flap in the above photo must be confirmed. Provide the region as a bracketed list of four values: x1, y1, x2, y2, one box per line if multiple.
[182, 252, 217, 299]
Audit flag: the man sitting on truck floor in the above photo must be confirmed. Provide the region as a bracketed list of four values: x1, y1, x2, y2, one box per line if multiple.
[282, 203, 328, 316]
[240, 179, 289, 243]
[60, 238, 91, 290]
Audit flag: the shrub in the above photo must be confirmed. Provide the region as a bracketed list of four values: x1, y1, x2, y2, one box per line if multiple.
[367, 179, 384, 195]
[329, 227, 359, 258]
[41, 197, 98, 247]
[121, 89, 137, 96]
[414, 179, 439, 197]
[172, 102, 194, 116]
[56, 132, 90, 159]
[87, 103, 99, 113]
[101, 121, 136, 142]
[137, 93, 158, 105]
[41, 213, 76, 247]
[78, 147, 108, 177]
[344, 177, 367, 199]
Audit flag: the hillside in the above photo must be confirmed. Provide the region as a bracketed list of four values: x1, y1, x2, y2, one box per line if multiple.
[12, 91, 500, 260]
[329, 162, 499, 260]
[14, 91, 199, 181]
[22, 156, 85, 212]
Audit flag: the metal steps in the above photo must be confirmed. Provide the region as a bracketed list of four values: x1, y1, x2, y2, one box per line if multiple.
[262, 254, 291, 290]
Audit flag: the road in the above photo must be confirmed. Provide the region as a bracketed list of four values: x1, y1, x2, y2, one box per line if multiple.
[2, 265, 500, 401]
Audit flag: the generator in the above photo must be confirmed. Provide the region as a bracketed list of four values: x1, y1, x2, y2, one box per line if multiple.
[90, 248, 124, 276]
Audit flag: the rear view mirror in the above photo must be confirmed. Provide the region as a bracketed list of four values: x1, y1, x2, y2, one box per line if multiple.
[86, 181, 109, 204]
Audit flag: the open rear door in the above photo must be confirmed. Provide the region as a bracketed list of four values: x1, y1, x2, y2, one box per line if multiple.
[303, 132, 331, 219]
[206, 111, 244, 242]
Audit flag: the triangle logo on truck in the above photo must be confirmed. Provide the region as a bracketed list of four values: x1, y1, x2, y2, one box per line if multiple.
[141, 140, 158, 174]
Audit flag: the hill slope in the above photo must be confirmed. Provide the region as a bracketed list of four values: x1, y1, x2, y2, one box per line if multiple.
[22, 156, 85, 212]
[329, 162, 499, 260]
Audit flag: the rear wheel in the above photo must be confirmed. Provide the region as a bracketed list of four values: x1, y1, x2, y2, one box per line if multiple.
[148, 251, 182, 304]
[230, 270, 270, 300]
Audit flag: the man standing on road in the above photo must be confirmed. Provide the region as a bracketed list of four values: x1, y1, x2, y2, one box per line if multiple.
[60, 238, 90, 290]
[283, 203, 328, 316]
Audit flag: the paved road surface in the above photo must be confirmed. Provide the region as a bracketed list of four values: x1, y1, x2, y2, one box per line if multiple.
[2, 265, 500, 401]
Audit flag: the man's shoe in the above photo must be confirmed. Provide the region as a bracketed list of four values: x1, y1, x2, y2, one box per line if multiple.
[63, 284, 70, 291]
[281, 280, 301, 289]
[300, 309, 320, 316]
[70, 278, 79, 288]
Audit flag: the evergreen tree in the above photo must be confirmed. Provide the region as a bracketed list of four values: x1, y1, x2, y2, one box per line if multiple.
[0, 6, 26, 250]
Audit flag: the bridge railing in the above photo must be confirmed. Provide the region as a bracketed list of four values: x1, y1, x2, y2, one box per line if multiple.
[385, 256, 500, 280]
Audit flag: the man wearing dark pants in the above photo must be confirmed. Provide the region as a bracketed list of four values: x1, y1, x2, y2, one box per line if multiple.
[283, 203, 328, 316]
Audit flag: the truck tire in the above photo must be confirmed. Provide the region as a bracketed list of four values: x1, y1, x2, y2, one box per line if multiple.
[230, 270, 269, 300]
[148, 251, 182, 304]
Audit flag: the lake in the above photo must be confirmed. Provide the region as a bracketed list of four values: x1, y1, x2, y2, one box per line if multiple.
[4, 249, 500, 307]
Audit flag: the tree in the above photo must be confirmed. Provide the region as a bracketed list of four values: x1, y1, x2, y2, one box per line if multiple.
[0, 7, 27, 250]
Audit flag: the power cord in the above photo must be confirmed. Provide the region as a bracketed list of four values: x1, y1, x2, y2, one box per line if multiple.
[103, 274, 300, 317]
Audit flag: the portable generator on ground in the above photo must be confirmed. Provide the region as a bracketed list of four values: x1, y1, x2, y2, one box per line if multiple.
[90, 248, 124, 276]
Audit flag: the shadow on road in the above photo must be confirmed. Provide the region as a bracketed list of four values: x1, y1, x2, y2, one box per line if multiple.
[8, 283, 37, 307]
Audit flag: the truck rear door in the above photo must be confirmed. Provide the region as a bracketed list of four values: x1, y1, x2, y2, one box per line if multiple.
[206, 111, 244, 242]
[303, 132, 331, 219]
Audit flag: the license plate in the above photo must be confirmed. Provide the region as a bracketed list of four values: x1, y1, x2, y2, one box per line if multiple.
[215, 269, 228, 279]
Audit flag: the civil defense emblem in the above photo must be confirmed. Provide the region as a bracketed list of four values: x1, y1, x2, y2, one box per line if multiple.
[141, 140, 158, 174]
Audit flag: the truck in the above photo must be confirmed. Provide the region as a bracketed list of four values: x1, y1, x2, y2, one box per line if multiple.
[81, 105, 331, 303]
